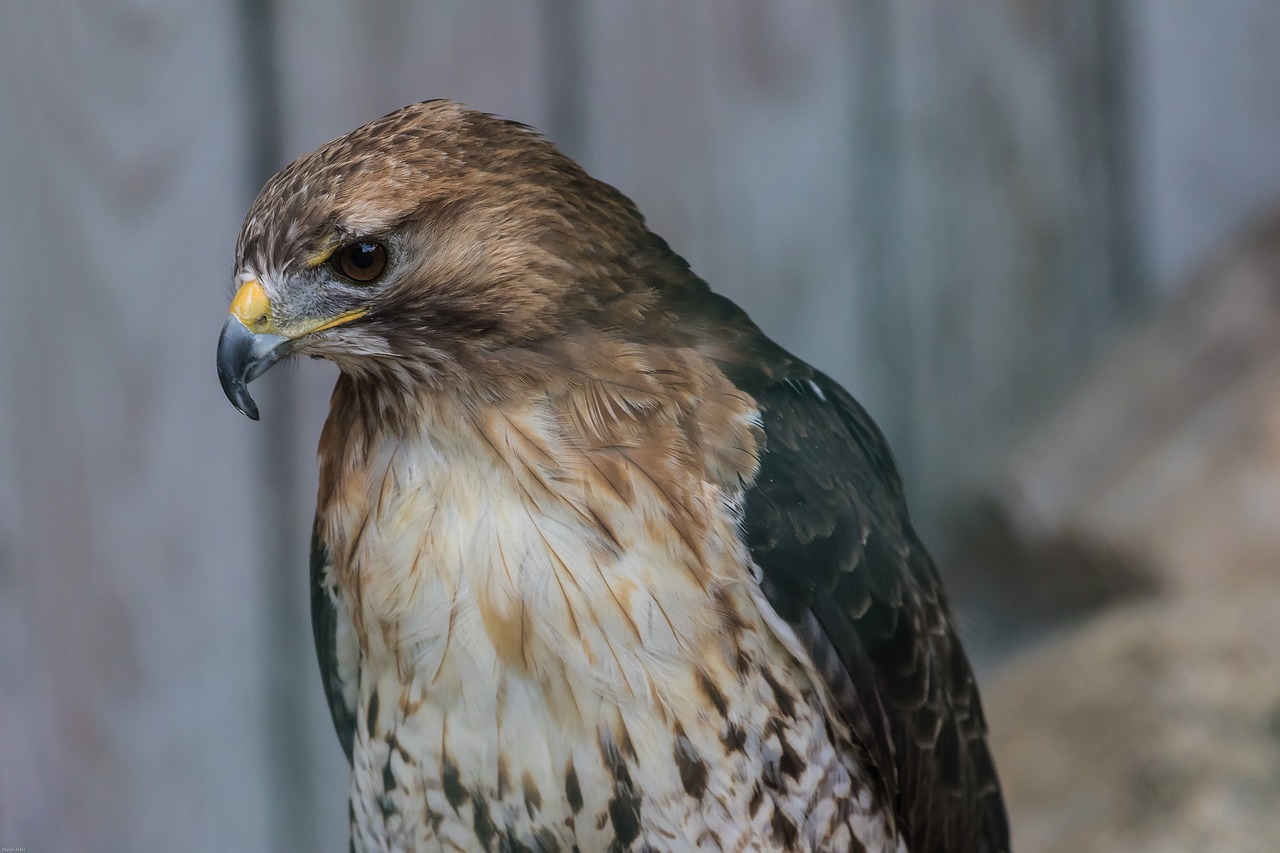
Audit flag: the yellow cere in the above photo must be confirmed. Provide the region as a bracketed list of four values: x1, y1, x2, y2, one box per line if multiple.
[229, 279, 273, 331]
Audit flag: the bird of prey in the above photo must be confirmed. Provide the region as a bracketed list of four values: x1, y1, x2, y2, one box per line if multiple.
[217, 101, 1008, 853]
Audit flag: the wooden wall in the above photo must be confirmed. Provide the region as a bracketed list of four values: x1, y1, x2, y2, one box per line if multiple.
[2, 2, 1279, 850]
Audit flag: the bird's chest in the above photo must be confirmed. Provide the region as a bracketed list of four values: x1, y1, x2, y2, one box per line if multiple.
[320, 411, 898, 852]
[322, 417, 723, 700]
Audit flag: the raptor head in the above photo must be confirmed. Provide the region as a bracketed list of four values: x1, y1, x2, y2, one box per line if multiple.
[217, 100, 659, 419]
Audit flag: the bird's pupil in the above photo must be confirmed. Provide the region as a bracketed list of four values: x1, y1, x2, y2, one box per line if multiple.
[352, 244, 375, 267]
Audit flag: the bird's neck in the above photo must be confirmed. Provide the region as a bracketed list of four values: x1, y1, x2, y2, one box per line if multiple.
[316, 364, 757, 686]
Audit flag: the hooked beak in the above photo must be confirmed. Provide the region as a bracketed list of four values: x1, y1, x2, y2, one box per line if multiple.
[216, 278, 365, 420]
[216, 279, 289, 420]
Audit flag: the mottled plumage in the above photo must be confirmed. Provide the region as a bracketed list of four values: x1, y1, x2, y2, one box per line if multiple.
[218, 100, 1009, 852]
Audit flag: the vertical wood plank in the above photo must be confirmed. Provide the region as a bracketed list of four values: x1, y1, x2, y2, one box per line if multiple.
[883, 0, 1135, 543]
[1126, 0, 1280, 291]
[575, 1, 865, 403]
[274, 0, 555, 151]
[0, 2, 273, 850]
[228, 0, 323, 848]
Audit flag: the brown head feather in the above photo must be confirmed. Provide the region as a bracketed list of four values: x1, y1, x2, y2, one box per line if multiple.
[233, 100, 706, 403]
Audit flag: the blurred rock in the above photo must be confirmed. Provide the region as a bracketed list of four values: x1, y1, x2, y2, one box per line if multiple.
[956, 210, 1280, 629]
[966, 211, 1280, 849]
[985, 592, 1280, 853]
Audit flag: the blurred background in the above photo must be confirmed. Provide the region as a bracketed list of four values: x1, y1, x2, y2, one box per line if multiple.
[2, 2, 1280, 851]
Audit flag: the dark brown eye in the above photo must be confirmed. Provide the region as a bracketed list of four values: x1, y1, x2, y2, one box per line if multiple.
[332, 240, 388, 283]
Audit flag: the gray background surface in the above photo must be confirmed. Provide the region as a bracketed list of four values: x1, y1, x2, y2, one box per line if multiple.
[3, 2, 1279, 850]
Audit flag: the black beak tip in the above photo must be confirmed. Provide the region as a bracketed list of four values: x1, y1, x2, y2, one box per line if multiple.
[232, 384, 261, 421]
[217, 360, 261, 420]
[217, 315, 284, 421]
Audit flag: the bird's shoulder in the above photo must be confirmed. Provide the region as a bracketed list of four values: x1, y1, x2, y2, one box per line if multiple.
[658, 282, 1010, 853]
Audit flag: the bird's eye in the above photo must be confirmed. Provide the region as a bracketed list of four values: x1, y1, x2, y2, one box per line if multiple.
[332, 240, 388, 283]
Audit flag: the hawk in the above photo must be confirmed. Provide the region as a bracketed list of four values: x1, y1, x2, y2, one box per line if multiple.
[217, 101, 1008, 852]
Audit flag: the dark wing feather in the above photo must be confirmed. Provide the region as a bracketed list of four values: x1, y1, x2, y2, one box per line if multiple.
[733, 362, 1010, 853]
[310, 519, 357, 763]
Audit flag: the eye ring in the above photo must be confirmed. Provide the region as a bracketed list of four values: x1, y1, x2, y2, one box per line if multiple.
[331, 240, 388, 283]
